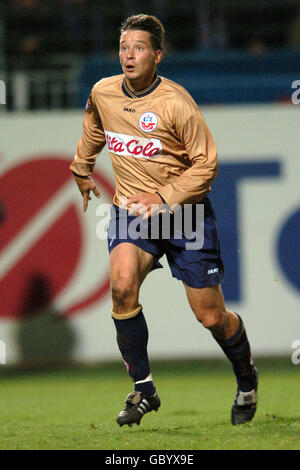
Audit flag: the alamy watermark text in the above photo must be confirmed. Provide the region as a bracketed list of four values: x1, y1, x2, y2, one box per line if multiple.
[291, 340, 300, 365]
[96, 202, 205, 250]
[291, 80, 300, 104]
[0, 340, 6, 364]
[0, 80, 6, 105]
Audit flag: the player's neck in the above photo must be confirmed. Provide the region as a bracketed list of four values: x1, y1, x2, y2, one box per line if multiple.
[125, 72, 157, 94]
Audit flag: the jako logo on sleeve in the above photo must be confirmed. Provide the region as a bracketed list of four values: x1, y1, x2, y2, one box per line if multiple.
[105, 131, 162, 159]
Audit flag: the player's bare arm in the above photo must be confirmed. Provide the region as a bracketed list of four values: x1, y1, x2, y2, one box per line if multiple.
[73, 174, 101, 212]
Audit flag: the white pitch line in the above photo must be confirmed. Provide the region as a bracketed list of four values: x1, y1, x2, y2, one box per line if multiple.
[0, 180, 76, 283]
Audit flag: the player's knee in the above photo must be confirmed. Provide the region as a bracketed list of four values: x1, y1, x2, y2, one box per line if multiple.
[194, 307, 225, 330]
[111, 278, 138, 312]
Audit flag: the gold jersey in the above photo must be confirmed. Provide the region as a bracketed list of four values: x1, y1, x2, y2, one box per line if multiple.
[70, 74, 218, 207]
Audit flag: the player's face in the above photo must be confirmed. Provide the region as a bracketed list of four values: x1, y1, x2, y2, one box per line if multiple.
[119, 30, 162, 91]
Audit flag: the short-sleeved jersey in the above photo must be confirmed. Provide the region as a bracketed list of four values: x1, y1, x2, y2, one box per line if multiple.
[70, 74, 218, 207]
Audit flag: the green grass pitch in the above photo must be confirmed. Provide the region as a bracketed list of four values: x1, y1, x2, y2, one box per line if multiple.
[0, 358, 299, 450]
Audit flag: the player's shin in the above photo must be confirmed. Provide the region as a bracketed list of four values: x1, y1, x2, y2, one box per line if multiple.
[212, 313, 256, 392]
[111, 305, 156, 395]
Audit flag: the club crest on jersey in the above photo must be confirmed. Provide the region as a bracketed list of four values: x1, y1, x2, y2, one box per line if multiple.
[139, 112, 158, 133]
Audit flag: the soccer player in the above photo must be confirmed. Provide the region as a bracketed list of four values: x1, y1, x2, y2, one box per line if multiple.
[70, 14, 258, 426]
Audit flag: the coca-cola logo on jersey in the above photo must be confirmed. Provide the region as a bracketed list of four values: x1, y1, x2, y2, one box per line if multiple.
[105, 131, 162, 159]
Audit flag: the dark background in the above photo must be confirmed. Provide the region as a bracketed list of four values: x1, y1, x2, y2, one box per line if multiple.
[1, 0, 300, 109]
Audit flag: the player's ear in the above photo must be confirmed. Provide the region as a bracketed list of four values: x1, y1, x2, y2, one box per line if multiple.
[154, 49, 162, 65]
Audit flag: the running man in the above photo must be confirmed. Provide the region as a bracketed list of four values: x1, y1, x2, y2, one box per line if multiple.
[70, 14, 258, 427]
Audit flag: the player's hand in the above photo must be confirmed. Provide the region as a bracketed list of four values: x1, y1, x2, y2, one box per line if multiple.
[73, 175, 101, 212]
[127, 192, 163, 219]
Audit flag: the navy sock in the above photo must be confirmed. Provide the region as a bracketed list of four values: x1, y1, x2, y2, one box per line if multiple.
[213, 314, 256, 392]
[134, 376, 156, 395]
[113, 310, 155, 394]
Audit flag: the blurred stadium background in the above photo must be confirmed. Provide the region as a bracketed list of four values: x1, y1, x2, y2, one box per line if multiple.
[0, 0, 299, 369]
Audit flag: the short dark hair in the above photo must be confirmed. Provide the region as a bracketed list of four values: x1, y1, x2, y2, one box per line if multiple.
[120, 14, 165, 51]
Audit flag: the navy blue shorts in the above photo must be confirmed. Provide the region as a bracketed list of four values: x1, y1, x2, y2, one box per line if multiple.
[107, 197, 224, 288]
